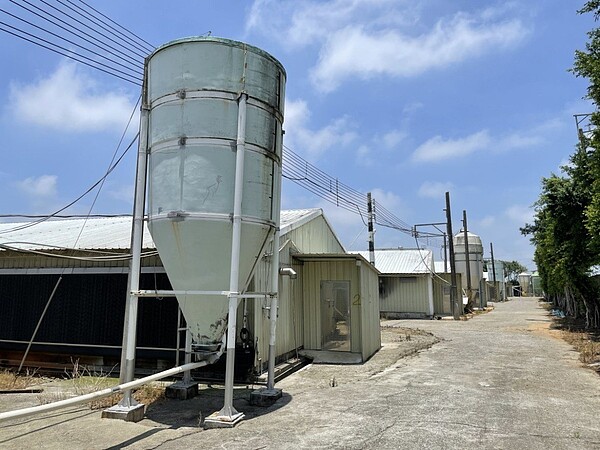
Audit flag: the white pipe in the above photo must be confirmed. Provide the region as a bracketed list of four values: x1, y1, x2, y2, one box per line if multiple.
[267, 161, 282, 391]
[267, 230, 280, 390]
[218, 92, 248, 420]
[0, 352, 221, 423]
[133, 290, 230, 297]
[279, 267, 297, 279]
[119, 101, 150, 396]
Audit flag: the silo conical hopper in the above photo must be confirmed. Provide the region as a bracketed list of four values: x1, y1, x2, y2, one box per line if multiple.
[145, 37, 286, 350]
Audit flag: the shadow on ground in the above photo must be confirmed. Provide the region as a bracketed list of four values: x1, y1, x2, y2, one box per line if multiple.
[143, 385, 292, 428]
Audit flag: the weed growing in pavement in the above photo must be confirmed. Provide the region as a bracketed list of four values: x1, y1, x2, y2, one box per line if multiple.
[0, 368, 40, 390]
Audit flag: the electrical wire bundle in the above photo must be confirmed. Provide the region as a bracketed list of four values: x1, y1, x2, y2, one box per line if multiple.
[0, 0, 153, 85]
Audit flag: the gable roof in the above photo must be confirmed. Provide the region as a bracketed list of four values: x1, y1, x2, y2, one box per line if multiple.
[0, 209, 324, 252]
[351, 248, 434, 275]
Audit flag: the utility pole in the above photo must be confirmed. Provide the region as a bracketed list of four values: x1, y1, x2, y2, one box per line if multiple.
[490, 242, 497, 302]
[445, 192, 460, 320]
[367, 192, 375, 266]
[462, 210, 472, 310]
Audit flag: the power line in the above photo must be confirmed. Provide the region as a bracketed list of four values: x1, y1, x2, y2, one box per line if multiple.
[0, 132, 139, 235]
[56, 0, 154, 55]
[282, 145, 418, 237]
[0, 10, 143, 78]
[76, 0, 155, 52]
[0, 23, 142, 85]
[33, 0, 148, 60]
[10, 0, 145, 66]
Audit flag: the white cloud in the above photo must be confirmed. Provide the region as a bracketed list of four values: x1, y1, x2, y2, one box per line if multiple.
[381, 130, 407, 149]
[247, 0, 414, 49]
[505, 204, 534, 225]
[9, 62, 136, 132]
[496, 119, 563, 152]
[370, 188, 403, 209]
[356, 145, 374, 167]
[412, 130, 491, 163]
[411, 116, 567, 164]
[247, 1, 528, 92]
[310, 13, 528, 92]
[284, 98, 357, 160]
[16, 175, 58, 198]
[478, 215, 496, 228]
[418, 181, 454, 199]
[108, 183, 134, 204]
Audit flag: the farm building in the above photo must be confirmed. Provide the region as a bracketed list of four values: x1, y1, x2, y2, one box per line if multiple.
[354, 248, 451, 318]
[0, 208, 381, 378]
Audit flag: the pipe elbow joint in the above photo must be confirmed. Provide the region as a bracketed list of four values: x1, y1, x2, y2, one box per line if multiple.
[279, 267, 297, 279]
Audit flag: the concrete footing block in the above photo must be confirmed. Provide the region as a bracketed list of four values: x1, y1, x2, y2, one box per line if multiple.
[101, 403, 145, 422]
[165, 381, 199, 400]
[203, 411, 244, 429]
[250, 388, 283, 407]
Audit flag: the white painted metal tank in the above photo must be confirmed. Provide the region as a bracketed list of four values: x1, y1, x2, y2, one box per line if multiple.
[145, 37, 285, 349]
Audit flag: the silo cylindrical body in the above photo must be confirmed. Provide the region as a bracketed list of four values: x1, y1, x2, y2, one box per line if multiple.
[453, 231, 484, 294]
[145, 37, 286, 349]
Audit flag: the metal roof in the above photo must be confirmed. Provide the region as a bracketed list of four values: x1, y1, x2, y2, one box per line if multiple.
[434, 261, 447, 273]
[352, 248, 434, 275]
[0, 209, 323, 251]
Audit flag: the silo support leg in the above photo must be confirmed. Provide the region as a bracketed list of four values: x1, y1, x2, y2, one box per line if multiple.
[204, 296, 244, 428]
[165, 329, 199, 400]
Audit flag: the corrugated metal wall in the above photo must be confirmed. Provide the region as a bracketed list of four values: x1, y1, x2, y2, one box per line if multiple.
[380, 275, 431, 314]
[432, 272, 463, 315]
[302, 260, 360, 352]
[248, 213, 347, 371]
[248, 239, 304, 372]
[433, 274, 452, 315]
[284, 215, 345, 254]
[0, 250, 162, 270]
[359, 262, 381, 361]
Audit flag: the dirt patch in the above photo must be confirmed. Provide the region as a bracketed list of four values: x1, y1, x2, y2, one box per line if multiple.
[539, 300, 600, 375]
[527, 320, 564, 340]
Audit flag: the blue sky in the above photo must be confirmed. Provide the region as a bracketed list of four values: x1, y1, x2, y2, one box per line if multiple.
[0, 0, 595, 270]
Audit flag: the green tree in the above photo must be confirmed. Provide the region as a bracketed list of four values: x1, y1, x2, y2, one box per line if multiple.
[501, 260, 528, 284]
[521, 1, 600, 328]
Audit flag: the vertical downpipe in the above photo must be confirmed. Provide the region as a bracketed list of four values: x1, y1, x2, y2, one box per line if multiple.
[119, 86, 149, 405]
[267, 163, 282, 391]
[220, 92, 248, 419]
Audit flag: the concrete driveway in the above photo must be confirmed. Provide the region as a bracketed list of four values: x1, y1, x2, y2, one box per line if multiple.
[1, 297, 599, 449]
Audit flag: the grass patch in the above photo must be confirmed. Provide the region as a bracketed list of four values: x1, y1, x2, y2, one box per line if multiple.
[34, 359, 163, 409]
[0, 368, 41, 390]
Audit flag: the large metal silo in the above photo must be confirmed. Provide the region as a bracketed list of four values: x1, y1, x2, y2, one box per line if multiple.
[145, 37, 286, 350]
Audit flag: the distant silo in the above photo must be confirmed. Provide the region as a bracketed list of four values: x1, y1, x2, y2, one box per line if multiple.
[453, 230, 484, 308]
